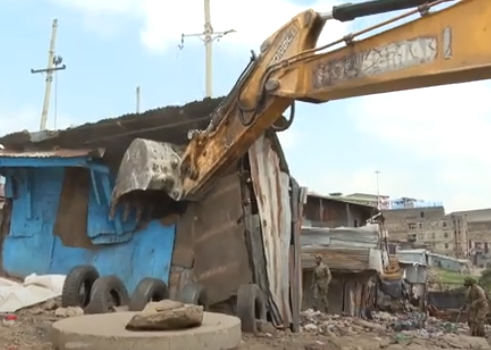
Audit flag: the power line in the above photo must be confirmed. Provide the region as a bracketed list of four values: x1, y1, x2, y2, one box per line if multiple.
[31, 19, 66, 130]
[178, 0, 236, 97]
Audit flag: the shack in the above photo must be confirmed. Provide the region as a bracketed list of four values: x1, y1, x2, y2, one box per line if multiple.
[301, 224, 385, 316]
[398, 260, 428, 307]
[0, 98, 303, 329]
[303, 192, 376, 228]
[396, 249, 471, 273]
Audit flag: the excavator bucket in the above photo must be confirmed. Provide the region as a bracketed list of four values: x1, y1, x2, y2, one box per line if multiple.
[111, 138, 184, 206]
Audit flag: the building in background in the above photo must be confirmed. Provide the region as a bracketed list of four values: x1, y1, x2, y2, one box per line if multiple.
[389, 197, 444, 209]
[452, 209, 491, 267]
[319, 191, 491, 264]
[382, 206, 466, 257]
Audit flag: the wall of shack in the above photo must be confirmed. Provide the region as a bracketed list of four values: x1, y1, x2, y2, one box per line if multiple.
[0, 159, 175, 293]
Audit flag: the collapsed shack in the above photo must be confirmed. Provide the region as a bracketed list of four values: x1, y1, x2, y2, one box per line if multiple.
[397, 260, 428, 309]
[301, 225, 386, 316]
[0, 98, 303, 330]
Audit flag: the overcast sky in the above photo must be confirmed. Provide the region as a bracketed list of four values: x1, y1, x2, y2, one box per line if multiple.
[1, 0, 489, 212]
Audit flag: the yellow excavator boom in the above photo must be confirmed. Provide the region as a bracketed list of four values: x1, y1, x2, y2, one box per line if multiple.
[113, 0, 491, 204]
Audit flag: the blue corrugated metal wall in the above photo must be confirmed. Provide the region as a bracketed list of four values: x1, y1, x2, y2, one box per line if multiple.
[1, 162, 175, 293]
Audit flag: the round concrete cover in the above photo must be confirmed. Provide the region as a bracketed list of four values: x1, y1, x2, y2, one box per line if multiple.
[51, 311, 242, 350]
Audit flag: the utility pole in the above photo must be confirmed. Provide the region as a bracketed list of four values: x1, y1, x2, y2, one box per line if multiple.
[31, 19, 66, 130]
[136, 86, 141, 113]
[179, 0, 236, 97]
[375, 170, 381, 209]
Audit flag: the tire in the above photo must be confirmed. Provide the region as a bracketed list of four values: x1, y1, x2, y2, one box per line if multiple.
[86, 275, 130, 314]
[178, 282, 209, 310]
[128, 278, 169, 311]
[236, 284, 267, 334]
[61, 265, 100, 308]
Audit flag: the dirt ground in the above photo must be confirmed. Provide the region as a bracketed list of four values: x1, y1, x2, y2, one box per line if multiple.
[2, 305, 491, 350]
[238, 317, 491, 350]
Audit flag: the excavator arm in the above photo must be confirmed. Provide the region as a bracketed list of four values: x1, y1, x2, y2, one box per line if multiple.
[113, 0, 491, 204]
[271, 0, 491, 102]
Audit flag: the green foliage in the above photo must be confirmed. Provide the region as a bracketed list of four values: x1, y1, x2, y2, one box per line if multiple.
[478, 268, 491, 291]
[436, 269, 471, 285]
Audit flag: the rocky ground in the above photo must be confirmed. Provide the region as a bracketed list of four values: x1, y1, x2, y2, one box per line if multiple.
[240, 309, 491, 350]
[1, 301, 490, 350]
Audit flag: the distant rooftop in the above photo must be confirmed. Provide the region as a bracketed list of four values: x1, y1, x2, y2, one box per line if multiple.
[344, 193, 389, 199]
[307, 192, 378, 210]
[451, 208, 491, 222]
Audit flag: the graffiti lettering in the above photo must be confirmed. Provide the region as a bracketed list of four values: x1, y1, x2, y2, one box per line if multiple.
[313, 36, 439, 88]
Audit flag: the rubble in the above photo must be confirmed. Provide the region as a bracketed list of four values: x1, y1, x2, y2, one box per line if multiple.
[299, 309, 471, 338]
[54, 306, 84, 318]
[297, 308, 491, 350]
[125, 299, 203, 331]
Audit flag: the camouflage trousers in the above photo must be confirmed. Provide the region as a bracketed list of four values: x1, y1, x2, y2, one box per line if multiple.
[468, 304, 489, 337]
[313, 284, 329, 312]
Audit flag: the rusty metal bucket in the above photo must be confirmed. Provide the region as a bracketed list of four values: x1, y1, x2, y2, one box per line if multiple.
[111, 138, 184, 206]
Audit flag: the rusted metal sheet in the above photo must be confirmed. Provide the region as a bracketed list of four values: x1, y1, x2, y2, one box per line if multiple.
[242, 187, 270, 306]
[302, 248, 370, 271]
[0, 148, 104, 158]
[301, 225, 380, 248]
[289, 177, 303, 332]
[248, 135, 292, 326]
[54, 168, 93, 249]
[172, 208, 196, 269]
[168, 266, 193, 300]
[186, 174, 252, 305]
[0, 199, 12, 275]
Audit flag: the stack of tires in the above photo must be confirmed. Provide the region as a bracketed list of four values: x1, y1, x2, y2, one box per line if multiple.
[61, 265, 268, 334]
[60, 265, 170, 313]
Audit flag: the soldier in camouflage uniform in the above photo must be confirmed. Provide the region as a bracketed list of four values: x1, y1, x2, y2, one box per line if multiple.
[311, 254, 332, 313]
[463, 277, 489, 337]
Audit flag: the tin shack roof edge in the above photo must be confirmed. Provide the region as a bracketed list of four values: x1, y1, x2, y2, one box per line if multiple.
[0, 97, 288, 173]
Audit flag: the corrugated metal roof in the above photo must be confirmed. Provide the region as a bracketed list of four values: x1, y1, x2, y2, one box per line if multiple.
[399, 260, 428, 266]
[0, 148, 104, 159]
[307, 192, 378, 210]
[450, 208, 491, 222]
[427, 252, 469, 264]
[396, 250, 427, 265]
[301, 225, 380, 249]
[302, 248, 370, 271]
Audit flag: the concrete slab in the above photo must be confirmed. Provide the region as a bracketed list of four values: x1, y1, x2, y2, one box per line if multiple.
[51, 311, 242, 350]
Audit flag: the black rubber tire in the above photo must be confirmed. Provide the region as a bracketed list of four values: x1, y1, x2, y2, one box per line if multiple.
[236, 284, 267, 334]
[128, 277, 169, 311]
[178, 282, 209, 310]
[61, 265, 100, 308]
[85, 275, 130, 314]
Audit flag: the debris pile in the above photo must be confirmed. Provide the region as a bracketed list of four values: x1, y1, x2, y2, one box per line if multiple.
[299, 309, 470, 338]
